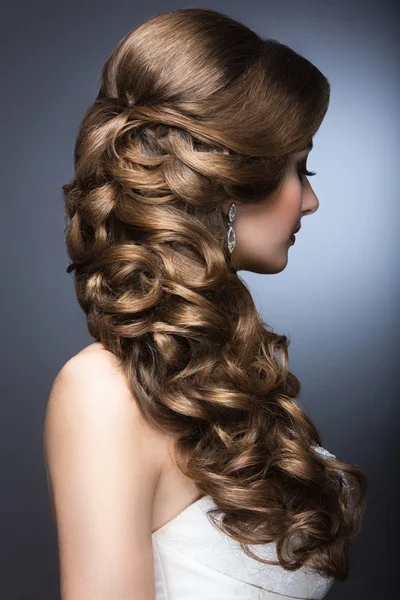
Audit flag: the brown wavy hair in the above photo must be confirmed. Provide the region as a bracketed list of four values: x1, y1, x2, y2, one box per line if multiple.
[62, 8, 368, 581]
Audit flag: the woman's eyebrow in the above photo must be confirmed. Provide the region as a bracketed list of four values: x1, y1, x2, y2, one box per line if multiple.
[296, 141, 313, 155]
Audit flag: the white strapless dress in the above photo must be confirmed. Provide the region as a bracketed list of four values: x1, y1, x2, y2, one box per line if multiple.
[152, 446, 346, 599]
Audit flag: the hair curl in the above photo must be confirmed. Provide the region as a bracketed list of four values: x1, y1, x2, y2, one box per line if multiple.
[62, 7, 368, 582]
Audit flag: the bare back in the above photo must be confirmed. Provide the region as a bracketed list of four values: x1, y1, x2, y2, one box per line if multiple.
[47, 341, 203, 537]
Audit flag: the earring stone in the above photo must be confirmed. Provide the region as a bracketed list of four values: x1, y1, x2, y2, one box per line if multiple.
[227, 202, 236, 253]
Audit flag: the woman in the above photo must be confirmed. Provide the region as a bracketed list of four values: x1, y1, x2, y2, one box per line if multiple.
[43, 8, 368, 599]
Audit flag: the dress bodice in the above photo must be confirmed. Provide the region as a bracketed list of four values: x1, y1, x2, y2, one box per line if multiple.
[152, 445, 346, 599]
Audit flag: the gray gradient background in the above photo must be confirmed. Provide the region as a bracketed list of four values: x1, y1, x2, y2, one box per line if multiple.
[1, 1, 398, 598]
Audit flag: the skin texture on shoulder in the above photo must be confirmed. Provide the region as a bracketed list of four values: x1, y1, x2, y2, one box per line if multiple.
[43, 344, 165, 600]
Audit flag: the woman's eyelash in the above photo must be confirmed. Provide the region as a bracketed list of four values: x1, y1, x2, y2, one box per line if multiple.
[297, 161, 316, 179]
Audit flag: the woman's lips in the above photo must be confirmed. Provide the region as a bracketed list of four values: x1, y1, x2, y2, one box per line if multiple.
[289, 226, 300, 242]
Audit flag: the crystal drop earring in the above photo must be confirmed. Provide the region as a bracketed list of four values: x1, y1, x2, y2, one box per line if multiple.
[227, 202, 236, 253]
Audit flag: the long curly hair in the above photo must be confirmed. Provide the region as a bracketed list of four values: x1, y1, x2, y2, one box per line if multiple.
[62, 8, 368, 581]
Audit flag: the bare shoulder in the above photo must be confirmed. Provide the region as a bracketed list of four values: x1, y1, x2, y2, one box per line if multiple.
[46, 341, 167, 467]
[44, 341, 168, 493]
[42, 341, 166, 599]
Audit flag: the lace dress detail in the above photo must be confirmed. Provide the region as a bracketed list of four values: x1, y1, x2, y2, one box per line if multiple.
[152, 445, 346, 599]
